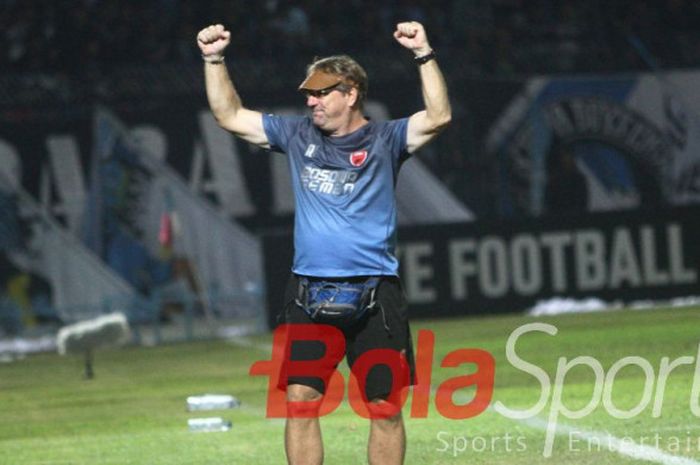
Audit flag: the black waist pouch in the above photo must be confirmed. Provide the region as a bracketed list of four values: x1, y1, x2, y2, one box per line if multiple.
[295, 277, 381, 327]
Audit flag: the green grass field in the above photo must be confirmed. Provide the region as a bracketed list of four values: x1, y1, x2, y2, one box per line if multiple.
[1, 306, 699, 464]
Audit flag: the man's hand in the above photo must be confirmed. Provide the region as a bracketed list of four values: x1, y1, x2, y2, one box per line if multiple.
[197, 24, 231, 60]
[393, 21, 432, 57]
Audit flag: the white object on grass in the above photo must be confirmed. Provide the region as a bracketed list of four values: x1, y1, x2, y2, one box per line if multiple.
[56, 312, 130, 378]
[57, 312, 130, 355]
[187, 417, 232, 432]
[187, 394, 240, 411]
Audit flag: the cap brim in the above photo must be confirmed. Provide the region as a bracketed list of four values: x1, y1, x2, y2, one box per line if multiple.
[298, 70, 343, 91]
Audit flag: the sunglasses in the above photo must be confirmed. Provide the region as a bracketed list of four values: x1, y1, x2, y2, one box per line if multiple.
[302, 83, 353, 99]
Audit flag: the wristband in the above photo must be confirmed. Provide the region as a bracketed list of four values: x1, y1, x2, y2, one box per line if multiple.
[414, 50, 436, 65]
[202, 54, 225, 64]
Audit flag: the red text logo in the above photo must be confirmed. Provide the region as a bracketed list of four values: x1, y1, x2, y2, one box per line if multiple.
[249, 324, 495, 419]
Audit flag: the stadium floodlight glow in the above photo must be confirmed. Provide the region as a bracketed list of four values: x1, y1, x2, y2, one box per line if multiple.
[57, 313, 131, 379]
[250, 321, 700, 457]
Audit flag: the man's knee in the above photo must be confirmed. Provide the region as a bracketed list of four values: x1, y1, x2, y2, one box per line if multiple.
[368, 398, 403, 423]
[286, 383, 324, 417]
[287, 383, 323, 401]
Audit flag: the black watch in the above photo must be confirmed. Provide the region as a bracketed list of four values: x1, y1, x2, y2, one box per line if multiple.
[414, 50, 436, 65]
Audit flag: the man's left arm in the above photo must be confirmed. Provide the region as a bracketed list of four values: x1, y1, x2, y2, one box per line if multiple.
[394, 22, 452, 153]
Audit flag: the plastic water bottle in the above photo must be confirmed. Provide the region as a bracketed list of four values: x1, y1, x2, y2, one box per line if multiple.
[186, 394, 240, 411]
[187, 417, 232, 432]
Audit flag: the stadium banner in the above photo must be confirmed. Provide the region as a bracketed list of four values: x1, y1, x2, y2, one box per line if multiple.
[88, 110, 264, 323]
[262, 206, 700, 326]
[0, 72, 482, 234]
[0, 184, 136, 336]
[487, 70, 700, 218]
[3, 70, 700, 225]
[3, 70, 700, 330]
[86, 110, 174, 295]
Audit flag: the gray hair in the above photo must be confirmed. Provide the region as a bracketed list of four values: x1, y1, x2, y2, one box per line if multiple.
[306, 55, 368, 108]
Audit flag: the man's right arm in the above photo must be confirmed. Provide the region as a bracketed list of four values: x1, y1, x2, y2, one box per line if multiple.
[198, 24, 270, 148]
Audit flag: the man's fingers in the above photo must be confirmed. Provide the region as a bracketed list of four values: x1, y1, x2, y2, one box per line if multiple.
[197, 24, 228, 44]
[395, 21, 422, 38]
[398, 26, 416, 38]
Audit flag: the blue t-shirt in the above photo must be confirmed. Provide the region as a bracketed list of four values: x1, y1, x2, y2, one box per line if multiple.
[263, 114, 410, 277]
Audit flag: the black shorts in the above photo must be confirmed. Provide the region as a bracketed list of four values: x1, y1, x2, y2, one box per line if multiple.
[278, 274, 416, 402]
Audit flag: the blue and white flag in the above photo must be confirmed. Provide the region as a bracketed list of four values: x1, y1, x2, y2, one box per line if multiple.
[487, 70, 700, 217]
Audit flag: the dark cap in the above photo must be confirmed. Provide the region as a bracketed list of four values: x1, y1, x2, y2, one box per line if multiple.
[298, 70, 344, 91]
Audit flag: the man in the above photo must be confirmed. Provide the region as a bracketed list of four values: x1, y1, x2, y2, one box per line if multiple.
[197, 20, 450, 465]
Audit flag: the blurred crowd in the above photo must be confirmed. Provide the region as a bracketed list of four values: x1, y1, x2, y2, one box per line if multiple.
[1, 0, 700, 76]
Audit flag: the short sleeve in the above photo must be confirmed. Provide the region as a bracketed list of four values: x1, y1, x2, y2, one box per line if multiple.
[262, 114, 305, 153]
[380, 118, 410, 162]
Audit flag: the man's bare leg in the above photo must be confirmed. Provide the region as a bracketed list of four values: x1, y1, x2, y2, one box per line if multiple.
[368, 400, 405, 465]
[285, 384, 324, 465]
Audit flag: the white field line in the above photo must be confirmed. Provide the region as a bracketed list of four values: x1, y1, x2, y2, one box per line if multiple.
[655, 425, 700, 433]
[522, 415, 700, 465]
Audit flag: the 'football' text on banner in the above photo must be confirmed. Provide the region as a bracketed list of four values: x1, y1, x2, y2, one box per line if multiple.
[262, 207, 700, 324]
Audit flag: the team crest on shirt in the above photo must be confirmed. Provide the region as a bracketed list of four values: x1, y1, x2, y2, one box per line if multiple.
[350, 150, 368, 167]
